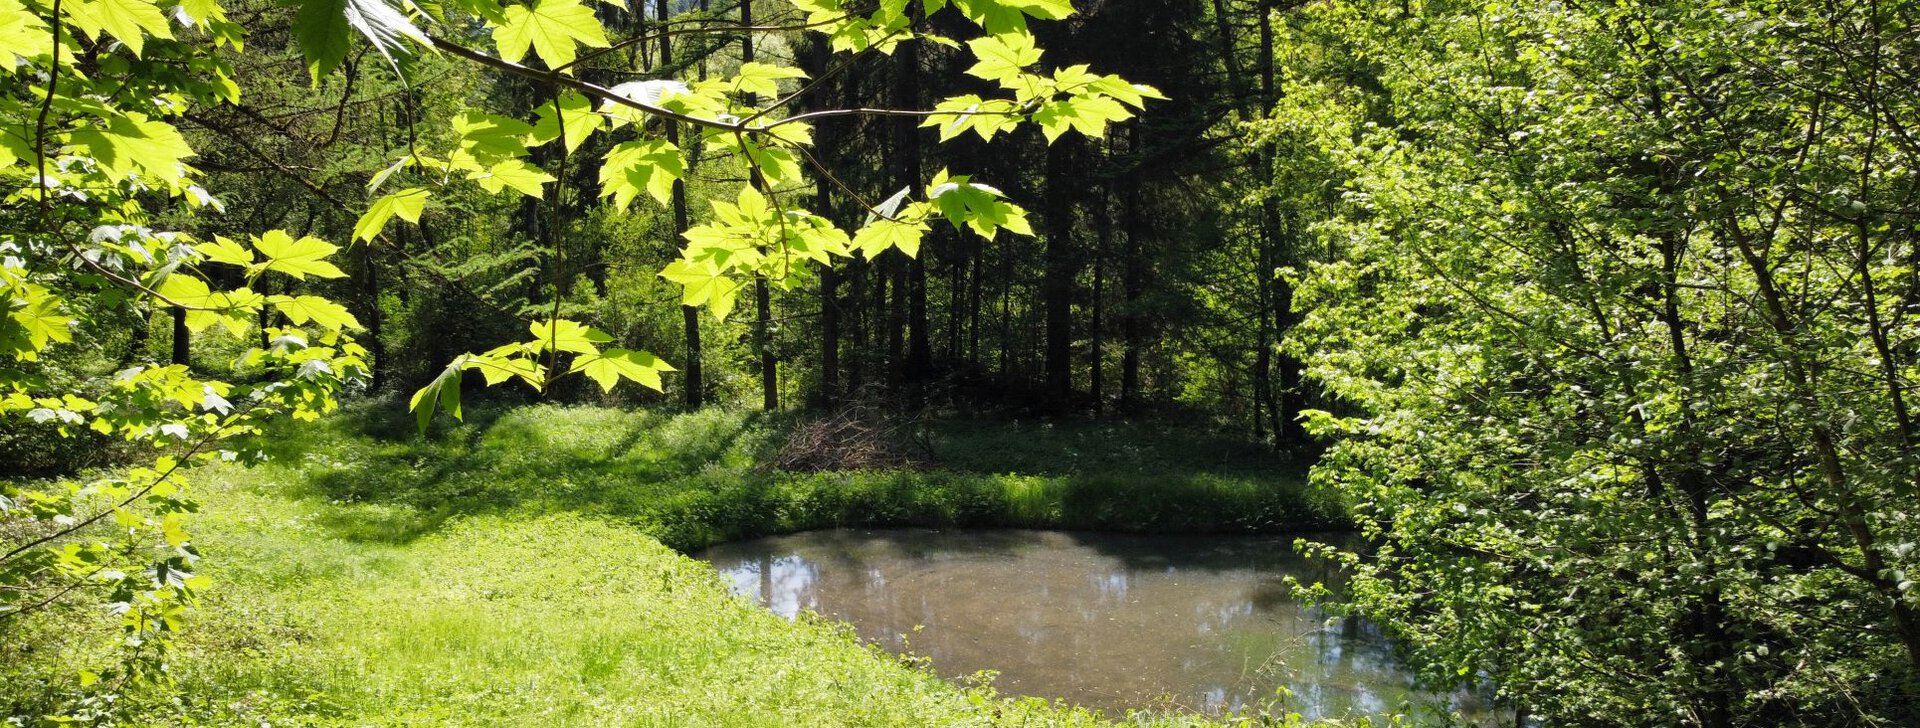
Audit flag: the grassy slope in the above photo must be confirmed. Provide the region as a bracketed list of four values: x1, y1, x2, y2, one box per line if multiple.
[17, 404, 1354, 726]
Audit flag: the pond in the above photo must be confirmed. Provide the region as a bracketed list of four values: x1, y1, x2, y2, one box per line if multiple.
[697, 529, 1490, 722]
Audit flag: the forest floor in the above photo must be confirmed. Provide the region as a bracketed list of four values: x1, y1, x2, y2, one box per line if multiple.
[7, 403, 1349, 726]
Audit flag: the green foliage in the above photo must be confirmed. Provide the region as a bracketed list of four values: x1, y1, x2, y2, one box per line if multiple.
[261, 0, 1161, 426]
[1, 0, 366, 716]
[1279, 0, 1920, 723]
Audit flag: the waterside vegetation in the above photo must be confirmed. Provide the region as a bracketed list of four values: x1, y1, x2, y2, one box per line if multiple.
[5, 405, 1356, 726]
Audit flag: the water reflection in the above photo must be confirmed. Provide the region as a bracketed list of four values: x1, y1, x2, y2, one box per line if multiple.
[698, 529, 1487, 722]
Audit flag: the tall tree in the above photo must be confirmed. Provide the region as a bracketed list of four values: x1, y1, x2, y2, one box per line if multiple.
[742, 0, 777, 411]
[659, 0, 704, 409]
[1041, 138, 1079, 410]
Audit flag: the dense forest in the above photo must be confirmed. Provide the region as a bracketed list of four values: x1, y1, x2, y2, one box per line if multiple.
[3, 0, 1918, 725]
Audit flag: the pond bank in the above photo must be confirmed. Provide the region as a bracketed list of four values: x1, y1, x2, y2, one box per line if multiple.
[270, 404, 1349, 551]
[5, 404, 1362, 726]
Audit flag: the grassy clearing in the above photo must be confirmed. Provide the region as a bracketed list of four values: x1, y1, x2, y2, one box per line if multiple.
[163, 482, 1148, 727]
[6, 403, 1355, 726]
[258, 403, 1344, 551]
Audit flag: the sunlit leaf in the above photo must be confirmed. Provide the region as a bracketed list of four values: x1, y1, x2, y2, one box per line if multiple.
[354, 188, 429, 242]
[491, 0, 609, 70]
[254, 231, 347, 280]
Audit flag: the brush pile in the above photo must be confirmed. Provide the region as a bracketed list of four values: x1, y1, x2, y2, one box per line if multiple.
[773, 397, 931, 472]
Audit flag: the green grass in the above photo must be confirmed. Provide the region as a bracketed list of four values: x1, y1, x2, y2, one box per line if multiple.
[251, 403, 1344, 551]
[5, 403, 1357, 727]
[165, 486, 1139, 727]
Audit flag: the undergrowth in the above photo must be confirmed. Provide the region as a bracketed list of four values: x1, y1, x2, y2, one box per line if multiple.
[257, 402, 1345, 551]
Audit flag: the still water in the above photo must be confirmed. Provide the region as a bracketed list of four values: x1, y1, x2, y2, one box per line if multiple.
[698, 529, 1488, 721]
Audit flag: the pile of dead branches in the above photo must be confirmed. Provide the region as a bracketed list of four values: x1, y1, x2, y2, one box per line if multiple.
[772, 396, 932, 473]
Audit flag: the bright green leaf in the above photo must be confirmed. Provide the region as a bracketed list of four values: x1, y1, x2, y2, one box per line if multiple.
[452, 110, 534, 160]
[965, 33, 1041, 82]
[67, 112, 195, 185]
[270, 294, 361, 331]
[195, 236, 254, 267]
[528, 318, 611, 354]
[528, 91, 602, 153]
[491, 0, 609, 70]
[64, 0, 173, 57]
[254, 230, 347, 280]
[409, 356, 464, 434]
[599, 139, 683, 209]
[293, 0, 349, 79]
[471, 159, 555, 198]
[575, 348, 674, 392]
[354, 187, 429, 242]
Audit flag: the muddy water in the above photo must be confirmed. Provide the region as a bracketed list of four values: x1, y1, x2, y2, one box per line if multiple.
[697, 529, 1487, 721]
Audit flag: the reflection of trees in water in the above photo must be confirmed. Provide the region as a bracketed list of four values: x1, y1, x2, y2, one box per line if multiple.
[699, 528, 1480, 721]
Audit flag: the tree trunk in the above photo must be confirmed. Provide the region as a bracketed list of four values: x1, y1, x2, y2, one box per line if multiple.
[968, 248, 983, 365]
[946, 244, 964, 365]
[1090, 189, 1110, 416]
[997, 245, 1013, 380]
[848, 262, 867, 396]
[1255, 0, 1306, 443]
[170, 307, 189, 366]
[894, 1, 929, 396]
[888, 259, 907, 395]
[363, 242, 385, 390]
[742, 0, 776, 411]
[804, 38, 839, 409]
[120, 306, 150, 367]
[1042, 140, 1079, 411]
[1119, 125, 1146, 413]
[256, 275, 273, 349]
[816, 172, 839, 407]
[659, 0, 701, 409]
[756, 279, 776, 410]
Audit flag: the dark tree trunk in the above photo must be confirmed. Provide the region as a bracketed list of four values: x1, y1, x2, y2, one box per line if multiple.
[816, 174, 839, 407]
[848, 262, 867, 396]
[946, 244, 964, 365]
[1120, 159, 1144, 413]
[742, 0, 776, 411]
[363, 243, 385, 390]
[756, 279, 776, 410]
[908, 256, 930, 381]
[893, 1, 930, 394]
[803, 38, 839, 409]
[821, 266, 840, 407]
[1042, 140, 1079, 411]
[256, 275, 273, 350]
[1254, 305, 1272, 442]
[887, 259, 906, 394]
[170, 307, 189, 366]
[659, 0, 701, 409]
[1255, 0, 1306, 443]
[967, 248, 983, 364]
[121, 307, 150, 367]
[997, 246, 1013, 380]
[1090, 189, 1110, 417]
